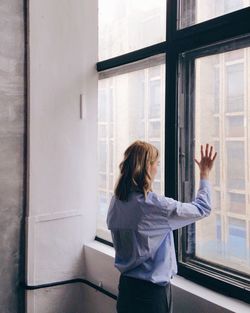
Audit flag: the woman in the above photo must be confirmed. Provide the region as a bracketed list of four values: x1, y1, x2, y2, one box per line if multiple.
[107, 141, 217, 313]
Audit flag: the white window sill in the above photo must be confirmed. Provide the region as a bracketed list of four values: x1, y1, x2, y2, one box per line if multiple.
[84, 240, 250, 313]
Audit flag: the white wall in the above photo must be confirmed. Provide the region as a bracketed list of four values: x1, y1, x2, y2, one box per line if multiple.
[26, 284, 85, 313]
[26, 0, 98, 311]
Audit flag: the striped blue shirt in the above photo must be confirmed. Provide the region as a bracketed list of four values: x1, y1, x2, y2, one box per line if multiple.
[106, 179, 211, 286]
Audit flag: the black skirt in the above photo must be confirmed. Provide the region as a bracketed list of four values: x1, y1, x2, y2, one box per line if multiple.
[116, 274, 173, 313]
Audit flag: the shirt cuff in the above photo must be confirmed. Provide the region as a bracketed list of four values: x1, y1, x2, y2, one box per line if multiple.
[199, 179, 211, 190]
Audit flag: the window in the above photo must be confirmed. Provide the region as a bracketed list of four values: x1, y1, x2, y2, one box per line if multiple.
[97, 60, 165, 241]
[97, 0, 250, 303]
[180, 41, 250, 301]
[98, 0, 166, 60]
[179, 0, 249, 28]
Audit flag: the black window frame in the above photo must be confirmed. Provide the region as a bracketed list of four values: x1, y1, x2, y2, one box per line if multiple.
[178, 35, 250, 303]
[96, 0, 250, 303]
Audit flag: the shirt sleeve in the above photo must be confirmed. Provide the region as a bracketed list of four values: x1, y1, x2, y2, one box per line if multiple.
[157, 179, 211, 231]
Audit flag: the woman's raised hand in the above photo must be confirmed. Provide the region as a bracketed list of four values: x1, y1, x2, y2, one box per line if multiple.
[194, 144, 217, 179]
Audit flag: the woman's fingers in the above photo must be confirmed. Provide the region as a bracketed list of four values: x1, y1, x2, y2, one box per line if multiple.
[209, 146, 213, 159]
[196, 144, 217, 167]
[212, 151, 217, 161]
[202, 144, 216, 160]
[205, 143, 209, 157]
[194, 158, 200, 166]
[201, 145, 204, 158]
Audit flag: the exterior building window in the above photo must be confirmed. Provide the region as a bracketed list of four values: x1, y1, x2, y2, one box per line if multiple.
[226, 116, 244, 137]
[226, 141, 245, 190]
[227, 193, 246, 214]
[226, 63, 244, 113]
[216, 215, 222, 255]
[228, 218, 247, 261]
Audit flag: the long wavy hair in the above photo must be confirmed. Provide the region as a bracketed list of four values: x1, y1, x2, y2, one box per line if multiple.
[114, 140, 159, 201]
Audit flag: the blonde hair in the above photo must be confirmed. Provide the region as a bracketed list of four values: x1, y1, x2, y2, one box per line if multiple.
[114, 140, 159, 201]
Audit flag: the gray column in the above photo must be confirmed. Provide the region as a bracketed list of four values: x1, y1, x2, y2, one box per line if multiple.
[0, 1, 25, 312]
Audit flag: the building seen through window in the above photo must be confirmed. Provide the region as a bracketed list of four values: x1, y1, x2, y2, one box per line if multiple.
[194, 47, 250, 275]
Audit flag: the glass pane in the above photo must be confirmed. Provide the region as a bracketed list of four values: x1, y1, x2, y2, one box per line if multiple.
[149, 80, 161, 117]
[109, 140, 114, 173]
[228, 218, 247, 260]
[99, 174, 107, 189]
[226, 63, 244, 112]
[152, 181, 161, 194]
[214, 141, 220, 186]
[109, 174, 114, 190]
[226, 116, 244, 137]
[98, 0, 166, 60]
[213, 190, 221, 211]
[98, 141, 107, 172]
[215, 215, 223, 255]
[226, 141, 245, 190]
[227, 193, 246, 214]
[97, 60, 165, 239]
[194, 46, 250, 275]
[148, 121, 161, 138]
[98, 124, 107, 138]
[212, 117, 219, 137]
[179, 0, 249, 29]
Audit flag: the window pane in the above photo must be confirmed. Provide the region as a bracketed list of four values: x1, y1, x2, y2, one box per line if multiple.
[179, 0, 249, 29]
[226, 63, 244, 112]
[98, 141, 107, 172]
[213, 190, 221, 211]
[194, 46, 250, 275]
[148, 121, 161, 138]
[214, 141, 220, 186]
[99, 174, 107, 189]
[98, 124, 107, 138]
[98, 0, 166, 60]
[226, 141, 245, 190]
[149, 139, 164, 193]
[96, 60, 165, 240]
[228, 218, 247, 260]
[227, 193, 246, 214]
[215, 215, 223, 255]
[149, 79, 161, 118]
[226, 116, 244, 137]
[97, 191, 108, 236]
